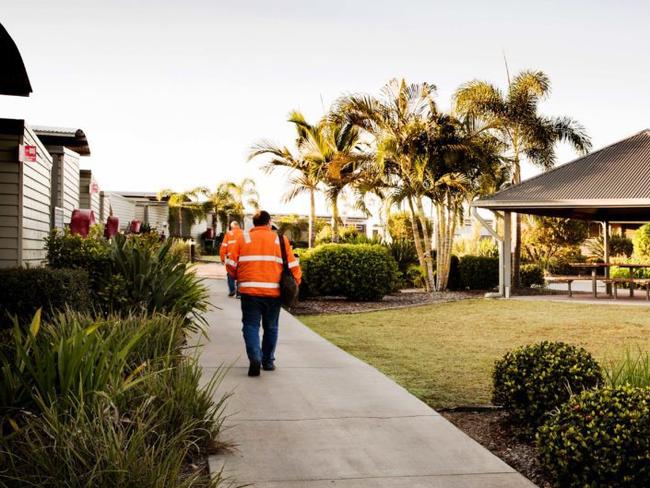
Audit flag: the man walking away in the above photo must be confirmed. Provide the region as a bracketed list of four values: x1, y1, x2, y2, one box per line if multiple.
[220, 221, 243, 297]
[226, 210, 301, 376]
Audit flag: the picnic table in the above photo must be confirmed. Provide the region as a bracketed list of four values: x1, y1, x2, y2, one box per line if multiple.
[569, 263, 609, 297]
[570, 262, 650, 298]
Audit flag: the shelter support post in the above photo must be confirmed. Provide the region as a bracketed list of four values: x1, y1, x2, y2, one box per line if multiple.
[472, 207, 509, 298]
[603, 221, 611, 296]
[503, 212, 512, 298]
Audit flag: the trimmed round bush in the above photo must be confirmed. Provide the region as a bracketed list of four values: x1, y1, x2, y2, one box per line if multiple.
[520, 264, 545, 288]
[300, 244, 399, 301]
[537, 386, 650, 487]
[492, 341, 603, 429]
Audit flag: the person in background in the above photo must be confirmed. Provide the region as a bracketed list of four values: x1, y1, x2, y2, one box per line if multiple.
[220, 221, 243, 297]
[226, 210, 301, 376]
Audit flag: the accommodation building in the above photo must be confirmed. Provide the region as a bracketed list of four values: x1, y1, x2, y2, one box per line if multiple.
[0, 119, 54, 267]
[32, 126, 91, 229]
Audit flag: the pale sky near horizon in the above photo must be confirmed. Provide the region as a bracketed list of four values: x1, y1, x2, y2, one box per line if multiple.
[2, 0, 649, 215]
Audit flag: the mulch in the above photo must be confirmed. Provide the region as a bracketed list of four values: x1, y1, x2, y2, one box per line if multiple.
[441, 410, 551, 487]
[290, 289, 483, 315]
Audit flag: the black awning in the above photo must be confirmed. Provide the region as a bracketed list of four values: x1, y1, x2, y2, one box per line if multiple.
[0, 23, 32, 97]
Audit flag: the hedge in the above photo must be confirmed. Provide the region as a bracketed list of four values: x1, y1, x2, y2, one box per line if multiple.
[538, 386, 650, 486]
[520, 264, 545, 288]
[0, 268, 91, 327]
[299, 244, 399, 300]
[457, 255, 498, 290]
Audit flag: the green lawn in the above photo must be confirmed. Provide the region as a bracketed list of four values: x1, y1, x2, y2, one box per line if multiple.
[300, 299, 650, 409]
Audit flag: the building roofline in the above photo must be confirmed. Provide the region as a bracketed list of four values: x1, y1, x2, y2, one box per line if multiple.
[480, 128, 650, 203]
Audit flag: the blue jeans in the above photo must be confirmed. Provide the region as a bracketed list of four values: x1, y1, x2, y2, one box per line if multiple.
[240, 294, 281, 365]
[227, 274, 237, 294]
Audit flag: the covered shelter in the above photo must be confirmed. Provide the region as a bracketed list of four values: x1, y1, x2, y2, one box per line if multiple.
[473, 129, 650, 297]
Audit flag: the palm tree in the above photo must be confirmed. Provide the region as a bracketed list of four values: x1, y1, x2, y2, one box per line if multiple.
[454, 70, 591, 286]
[249, 114, 322, 247]
[289, 111, 370, 243]
[209, 185, 237, 232]
[335, 79, 439, 289]
[157, 187, 211, 237]
[218, 178, 260, 225]
[423, 115, 506, 290]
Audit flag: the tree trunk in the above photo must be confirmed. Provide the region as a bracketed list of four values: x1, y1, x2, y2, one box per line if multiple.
[415, 197, 435, 292]
[435, 194, 461, 291]
[178, 208, 183, 237]
[512, 159, 522, 288]
[408, 197, 431, 292]
[331, 195, 340, 243]
[308, 189, 316, 248]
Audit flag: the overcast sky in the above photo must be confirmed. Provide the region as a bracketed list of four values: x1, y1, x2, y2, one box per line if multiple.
[2, 0, 649, 214]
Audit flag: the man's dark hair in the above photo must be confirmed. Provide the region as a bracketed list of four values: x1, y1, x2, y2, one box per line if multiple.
[252, 210, 271, 227]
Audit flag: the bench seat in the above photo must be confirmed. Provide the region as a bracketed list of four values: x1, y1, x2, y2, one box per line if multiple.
[602, 278, 650, 299]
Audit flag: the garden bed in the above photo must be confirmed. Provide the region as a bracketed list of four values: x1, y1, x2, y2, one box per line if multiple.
[291, 289, 481, 315]
[441, 410, 550, 487]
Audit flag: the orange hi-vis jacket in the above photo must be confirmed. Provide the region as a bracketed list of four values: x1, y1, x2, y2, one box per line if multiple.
[219, 227, 244, 263]
[226, 226, 302, 298]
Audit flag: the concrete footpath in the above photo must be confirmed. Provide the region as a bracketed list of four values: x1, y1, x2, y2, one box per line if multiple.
[196, 264, 535, 487]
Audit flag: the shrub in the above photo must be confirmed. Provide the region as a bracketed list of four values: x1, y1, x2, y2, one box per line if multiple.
[386, 239, 418, 276]
[0, 311, 229, 487]
[300, 244, 399, 300]
[604, 347, 650, 388]
[0, 311, 152, 416]
[537, 386, 650, 487]
[169, 238, 192, 264]
[405, 264, 427, 288]
[45, 228, 112, 292]
[492, 341, 603, 430]
[46, 232, 208, 329]
[105, 235, 208, 327]
[633, 223, 650, 258]
[457, 255, 498, 290]
[520, 264, 545, 288]
[124, 359, 229, 458]
[586, 235, 634, 259]
[0, 268, 90, 327]
[0, 396, 221, 488]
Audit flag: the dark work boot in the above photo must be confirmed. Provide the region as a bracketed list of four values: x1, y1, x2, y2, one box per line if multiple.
[262, 362, 275, 371]
[248, 361, 261, 377]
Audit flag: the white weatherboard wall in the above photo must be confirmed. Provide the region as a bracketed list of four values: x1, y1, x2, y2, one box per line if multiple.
[21, 127, 54, 266]
[0, 130, 21, 267]
[103, 192, 136, 230]
[99, 191, 111, 222]
[79, 169, 100, 217]
[0, 121, 54, 268]
[134, 202, 169, 232]
[49, 146, 80, 226]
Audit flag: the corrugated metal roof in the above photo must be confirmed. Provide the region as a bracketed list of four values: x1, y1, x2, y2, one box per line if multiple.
[479, 129, 650, 203]
[32, 125, 91, 156]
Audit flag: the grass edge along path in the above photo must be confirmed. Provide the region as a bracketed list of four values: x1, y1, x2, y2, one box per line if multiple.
[300, 299, 650, 409]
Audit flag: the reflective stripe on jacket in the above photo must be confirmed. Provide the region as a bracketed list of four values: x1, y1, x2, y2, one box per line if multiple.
[219, 227, 243, 263]
[226, 226, 301, 298]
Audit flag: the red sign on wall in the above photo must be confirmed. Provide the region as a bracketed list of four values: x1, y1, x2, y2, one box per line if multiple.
[18, 144, 37, 162]
[89, 181, 99, 194]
